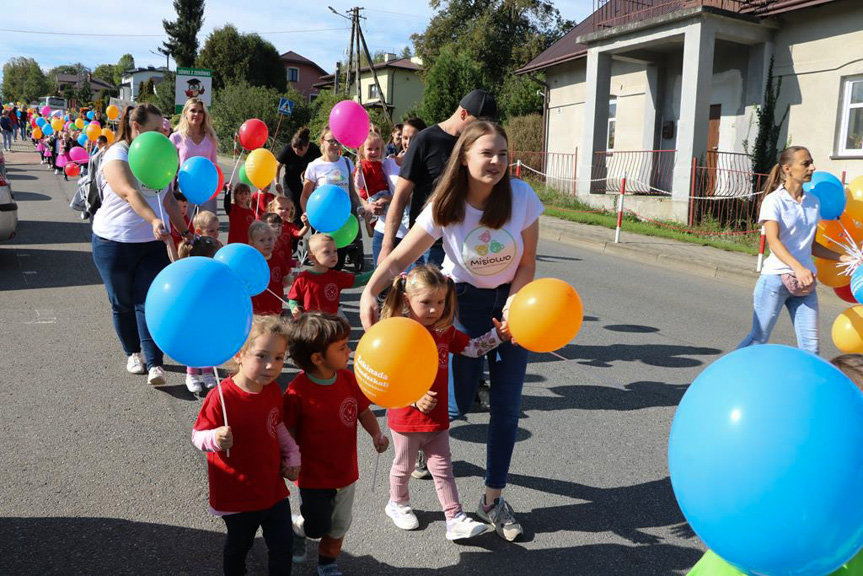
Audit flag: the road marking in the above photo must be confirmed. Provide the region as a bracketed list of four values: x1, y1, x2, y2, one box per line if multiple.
[25, 309, 57, 325]
[23, 271, 37, 275]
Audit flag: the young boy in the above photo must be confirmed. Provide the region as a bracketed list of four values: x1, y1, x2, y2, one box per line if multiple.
[249, 221, 293, 316]
[225, 182, 256, 245]
[193, 210, 221, 242]
[170, 191, 192, 249]
[283, 312, 388, 573]
[288, 234, 372, 319]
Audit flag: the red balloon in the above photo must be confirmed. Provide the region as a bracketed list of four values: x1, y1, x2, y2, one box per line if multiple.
[64, 163, 81, 177]
[238, 119, 268, 150]
[210, 164, 225, 201]
[835, 284, 859, 304]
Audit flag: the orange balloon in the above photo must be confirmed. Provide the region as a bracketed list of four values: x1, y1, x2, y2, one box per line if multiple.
[814, 257, 850, 288]
[833, 306, 863, 354]
[106, 104, 119, 120]
[86, 123, 101, 142]
[102, 128, 115, 144]
[508, 277, 584, 352]
[354, 317, 437, 408]
[32, 127, 42, 139]
[816, 220, 846, 252]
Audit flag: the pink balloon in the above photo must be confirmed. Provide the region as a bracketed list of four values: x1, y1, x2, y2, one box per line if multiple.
[90, 121, 101, 128]
[69, 146, 89, 164]
[41, 106, 50, 116]
[56, 154, 68, 168]
[328, 101, 370, 149]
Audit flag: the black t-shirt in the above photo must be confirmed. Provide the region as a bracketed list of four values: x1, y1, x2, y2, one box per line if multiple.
[399, 125, 458, 226]
[277, 142, 321, 200]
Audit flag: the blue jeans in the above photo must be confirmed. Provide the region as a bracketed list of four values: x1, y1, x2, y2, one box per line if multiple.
[423, 242, 446, 268]
[1, 130, 11, 150]
[738, 273, 819, 354]
[449, 283, 529, 489]
[92, 235, 170, 369]
[372, 231, 404, 268]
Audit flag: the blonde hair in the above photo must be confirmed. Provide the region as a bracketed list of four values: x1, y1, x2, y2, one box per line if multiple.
[248, 220, 272, 243]
[831, 354, 863, 392]
[193, 210, 219, 231]
[381, 265, 458, 332]
[228, 315, 291, 374]
[763, 146, 810, 195]
[175, 98, 218, 145]
[267, 196, 294, 214]
[357, 128, 384, 162]
[308, 233, 334, 254]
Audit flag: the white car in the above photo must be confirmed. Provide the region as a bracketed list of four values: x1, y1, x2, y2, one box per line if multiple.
[0, 168, 18, 242]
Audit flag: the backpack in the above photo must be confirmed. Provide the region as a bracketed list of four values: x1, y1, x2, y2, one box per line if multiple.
[70, 148, 105, 218]
[0, 116, 10, 131]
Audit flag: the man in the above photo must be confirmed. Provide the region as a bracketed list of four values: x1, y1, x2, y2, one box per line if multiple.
[377, 90, 497, 266]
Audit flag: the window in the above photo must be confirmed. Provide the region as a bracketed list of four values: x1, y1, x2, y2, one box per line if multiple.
[607, 96, 617, 150]
[287, 67, 299, 83]
[368, 83, 379, 100]
[840, 77, 863, 156]
[309, 93, 318, 104]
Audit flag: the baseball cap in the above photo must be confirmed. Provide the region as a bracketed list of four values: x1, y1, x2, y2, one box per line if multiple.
[459, 90, 497, 120]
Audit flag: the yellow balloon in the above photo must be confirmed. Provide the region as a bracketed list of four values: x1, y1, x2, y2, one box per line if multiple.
[244, 149, 278, 189]
[102, 128, 115, 144]
[86, 123, 102, 142]
[106, 105, 119, 120]
[51, 117, 63, 132]
[845, 177, 863, 222]
[833, 306, 863, 353]
[814, 257, 850, 288]
[75, 118, 84, 129]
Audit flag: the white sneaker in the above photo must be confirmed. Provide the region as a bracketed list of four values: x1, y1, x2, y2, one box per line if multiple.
[385, 501, 419, 530]
[147, 366, 166, 386]
[202, 372, 218, 389]
[126, 353, 146, 374]
[185, 373, 203, 393]
[446, 513, 490, 541]
[54, 169, 60, 175]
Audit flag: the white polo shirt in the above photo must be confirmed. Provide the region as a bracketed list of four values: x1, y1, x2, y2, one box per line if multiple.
[759, 186, 820, 276]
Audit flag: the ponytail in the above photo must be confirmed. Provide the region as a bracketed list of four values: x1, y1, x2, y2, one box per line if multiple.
[763, 146, 809, 194]
[380, 276, 407, 320]
[379, 265, 458, 331]
[114, 103, 163, 147]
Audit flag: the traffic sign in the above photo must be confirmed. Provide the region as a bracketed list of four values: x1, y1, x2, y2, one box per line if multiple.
[278, 98, 294, 116]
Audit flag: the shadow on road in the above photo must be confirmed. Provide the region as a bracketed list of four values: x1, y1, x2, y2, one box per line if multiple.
[11, 191, 50, 201]
[604, 324, 660, 334]
[0, 247, 102, 291]
[10, 220, 91, 245]
[521, 381, 688, 412]
[529, 343, 721, 368]
[449, 423, 532, 444]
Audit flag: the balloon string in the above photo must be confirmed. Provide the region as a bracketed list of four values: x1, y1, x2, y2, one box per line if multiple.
[214, 366, 230, 458]
[226, 151, 245, 190]
[371, 415, 388, 493]
[267, 288, 291, 306]
[548, 351, 568, 361]
[155, 190, 175, 263]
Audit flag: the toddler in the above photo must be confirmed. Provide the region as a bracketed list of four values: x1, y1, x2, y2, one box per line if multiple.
[193, 210, 221, 241]
[354, 132, 390, 237]
[268, 196, 310, 255]
[249, 221, 293, 316]
[224, 182, 256, 245]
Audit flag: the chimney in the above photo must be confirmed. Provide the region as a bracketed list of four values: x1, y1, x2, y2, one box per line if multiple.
[383, 53, 397, 63]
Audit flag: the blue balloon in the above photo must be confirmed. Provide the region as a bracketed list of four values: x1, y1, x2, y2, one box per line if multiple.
[306, 184, 351, 232]
[87, 111, 94, 120]
[145, 257, 252, 368]
[41, 124, 54, 136]
[36, 117, 46, 128]
[669, 345, 863, 576]
[77, 134, 88, 146]
[63, 114, 69, 121]
[178, 156, 219, 205]
[804, 171, 846, 220]
[214, 243, 270, 296]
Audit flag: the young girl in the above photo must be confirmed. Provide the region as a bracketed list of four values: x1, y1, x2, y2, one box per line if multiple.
[380, 265, 510, 541]
[354, 130, 390, 237]
[252, 182, 278, 219]
[249, 221, 292, 316]
[267, 196, 310, 256]
[224, 182, 256, 245]
[192, 315, 300, 576]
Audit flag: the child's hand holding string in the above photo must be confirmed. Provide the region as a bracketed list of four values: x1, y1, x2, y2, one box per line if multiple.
[414, 391, 438, 414]
[281, 463, 300, 481]
[372, 433, 389, 453]
[215, 426, 233, 451]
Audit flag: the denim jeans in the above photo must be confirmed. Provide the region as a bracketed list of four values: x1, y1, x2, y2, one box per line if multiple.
[1, 130, 11, 150]
[372, 231, 404, 268]
[738, 273, 819, 354]
[449, 282, 529, 489]
[423, 242, 446, 268]
[222, 498, 293, 576]
[91, 235, 170, 369]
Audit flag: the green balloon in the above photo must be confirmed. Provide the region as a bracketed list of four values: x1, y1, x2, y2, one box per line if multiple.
[688, 550, 863, 576]
[239, 163, 253, 187]
[128, 131, 179, 190]
[330, 214, 359, 248]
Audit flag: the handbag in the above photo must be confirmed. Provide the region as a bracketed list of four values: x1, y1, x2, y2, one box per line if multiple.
[781, 273, 816, 296]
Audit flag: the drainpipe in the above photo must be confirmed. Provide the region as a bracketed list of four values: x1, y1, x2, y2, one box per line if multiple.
[525, 72, 549, 174]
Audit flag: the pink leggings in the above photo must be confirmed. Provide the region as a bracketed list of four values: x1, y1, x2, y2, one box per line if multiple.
[390, 429, 461, 520]
[186, 367, 215, 376]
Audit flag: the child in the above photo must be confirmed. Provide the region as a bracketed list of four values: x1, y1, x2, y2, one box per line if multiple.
[169, 191, 192, 249]
[268, 196, 310, 255]
[193, 209, 221, 241]
[249, 221, 293, 316]
[192, 315, 300, 576]
[287, 234, 372, 319]
[252, 182, 277, 218]
[225, 182, 256, 245]
[283, 312, 388, 573]
[831, 354, 863, 390]
[380, 265, 508, 540]
[354, 131, 390, 237]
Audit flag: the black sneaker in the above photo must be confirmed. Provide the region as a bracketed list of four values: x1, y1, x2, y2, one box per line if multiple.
[411, 449, 431, 479]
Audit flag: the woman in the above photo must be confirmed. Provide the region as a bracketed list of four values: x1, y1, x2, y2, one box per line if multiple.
[170, 98, 220, 214]
[360, 121, 542, 542]
[276, 126, 321, 226]
[91, 103, 192, 385]
[738, 146, 845, 354]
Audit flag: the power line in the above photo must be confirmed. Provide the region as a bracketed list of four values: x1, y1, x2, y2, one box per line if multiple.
[363, 8, 429, 19]
[0, 26, 350, 38]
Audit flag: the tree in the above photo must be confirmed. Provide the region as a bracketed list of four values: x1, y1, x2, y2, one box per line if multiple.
[47, 63, 90, 93]
[138, 81, 146, 99]
[308, 90, 350, 141]
[93, 64, 116, 84]
[498, 73, 543, 122]
[420, 45, 486, 124]
[197, 25, 286, 92]
[2, 57, 50, 103]
[162, 0, 206, 68]
[114, 54, 135, 86]
[76, 80, 93, 106]
[400, 46, 413, 59]
[153, 71, 176, 117]
[746, 57, 790, 179]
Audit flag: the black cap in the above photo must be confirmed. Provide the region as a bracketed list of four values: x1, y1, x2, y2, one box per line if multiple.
[459, 90, 497, 120]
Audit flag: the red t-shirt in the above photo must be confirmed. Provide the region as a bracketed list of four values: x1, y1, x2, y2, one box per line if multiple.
[251, 251, 292, 315]
[283, 370, 371, 489]
[287, 269, 355, 315]
[194, 377, 290, 512]
[251, 190, 275, 216]
[388, 326, 469, 433]
[170, 214, 193, 247]
[228, 205, 256, 244]
[355, 160, 388, 200]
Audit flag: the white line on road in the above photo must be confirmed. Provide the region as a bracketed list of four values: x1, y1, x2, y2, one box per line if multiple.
[25, 309, 57, 325]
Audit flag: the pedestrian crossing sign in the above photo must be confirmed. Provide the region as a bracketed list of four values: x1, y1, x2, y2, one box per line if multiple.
[278, 98, 294, 116]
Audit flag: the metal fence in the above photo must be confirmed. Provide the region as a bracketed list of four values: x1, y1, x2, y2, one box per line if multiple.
[590, 149, 677, 195]
[510, 150, 578, 194]
[592, 0, 776, 29]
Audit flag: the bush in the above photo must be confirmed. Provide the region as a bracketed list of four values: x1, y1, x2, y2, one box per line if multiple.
[506, 114, 543, 153]
[308, 90, 350, 142]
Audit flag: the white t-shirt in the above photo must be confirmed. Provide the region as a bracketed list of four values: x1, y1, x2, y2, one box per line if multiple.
[91, 143, 170, 243]
[379, 157, 409, 238]
[416, 179, 544, 289]
[304, 156, 355, 193]
[759, 186, 820, 275]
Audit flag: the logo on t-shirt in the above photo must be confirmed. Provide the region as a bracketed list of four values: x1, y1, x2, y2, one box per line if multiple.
[324, 283, 339, 302]
[339, 396, 358, 427]
[271, 265, 282, 283]
[437, 343, 448, 368]
[462, 227, 516, 276]
[267, 406, 280, 439]
[324, 167, 347, 188]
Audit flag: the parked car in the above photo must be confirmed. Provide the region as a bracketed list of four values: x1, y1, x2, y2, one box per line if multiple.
[0, 170, 17, 242]
[0, 149, 5, 180]
[39, 96, 67, 114]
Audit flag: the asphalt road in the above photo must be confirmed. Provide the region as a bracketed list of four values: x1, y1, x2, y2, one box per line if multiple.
[0, 147, 845, 576]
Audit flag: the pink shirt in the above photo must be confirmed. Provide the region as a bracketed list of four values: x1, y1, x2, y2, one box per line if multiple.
[170, 131, 219, 166]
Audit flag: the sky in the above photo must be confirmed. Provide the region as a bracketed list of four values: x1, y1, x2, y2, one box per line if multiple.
[0, 0, 594, 84]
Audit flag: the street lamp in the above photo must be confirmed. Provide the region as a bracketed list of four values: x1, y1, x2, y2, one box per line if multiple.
[150, 49, 170, 71]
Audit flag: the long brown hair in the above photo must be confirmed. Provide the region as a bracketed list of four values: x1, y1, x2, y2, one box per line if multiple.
[115, 103, 162, 147]
[430, 121, 511, 229]
[380, 265, 458, 332]
[763, 146, 810, 194]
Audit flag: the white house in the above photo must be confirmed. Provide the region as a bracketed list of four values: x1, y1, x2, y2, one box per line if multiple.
[517, 0, 863, 224]
[120, 66, 168, 102]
